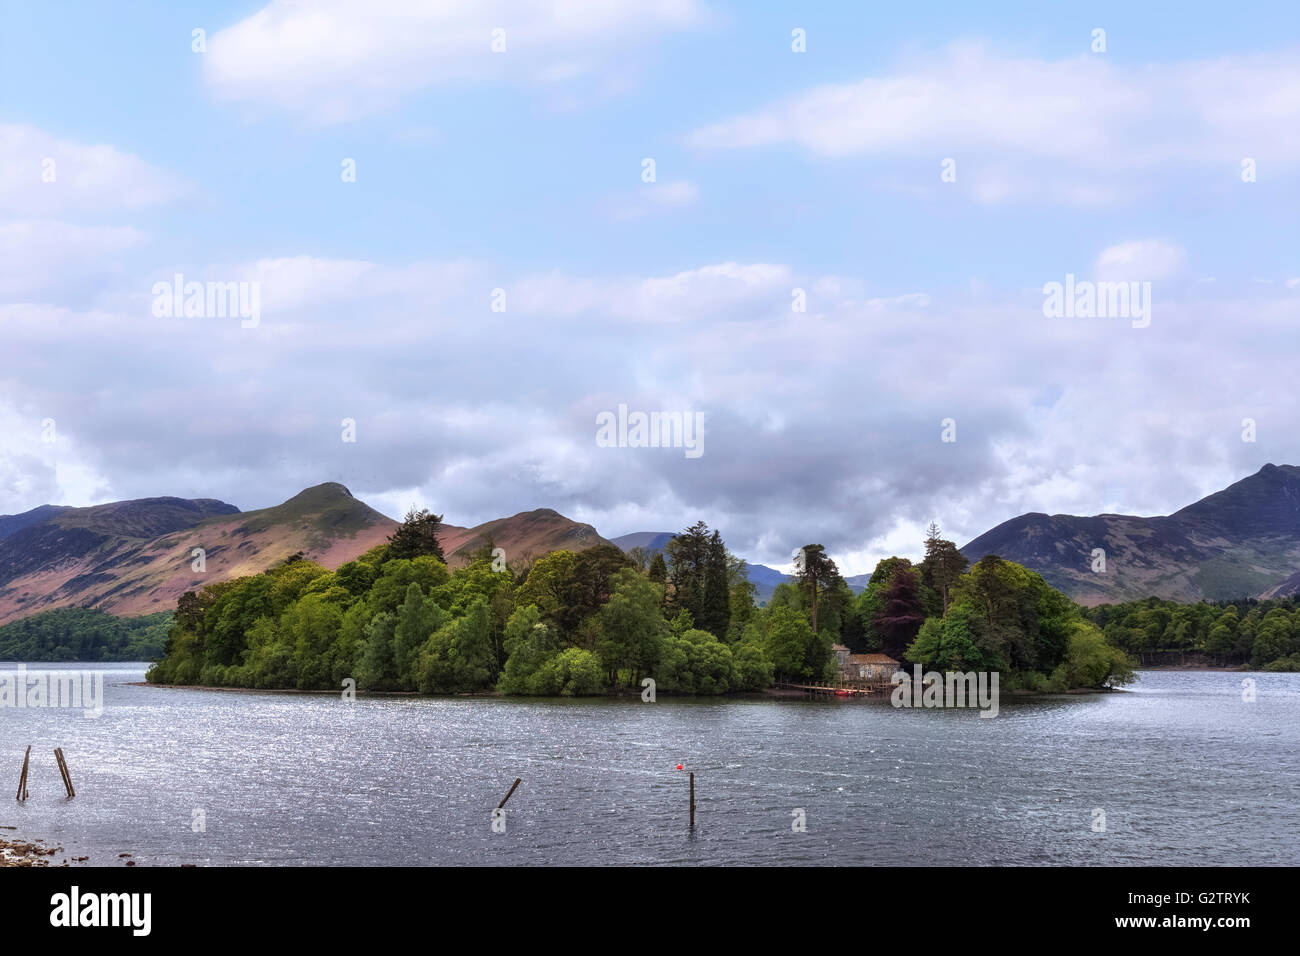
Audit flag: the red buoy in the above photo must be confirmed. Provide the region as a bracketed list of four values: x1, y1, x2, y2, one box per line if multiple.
[676, 764, 683, 770]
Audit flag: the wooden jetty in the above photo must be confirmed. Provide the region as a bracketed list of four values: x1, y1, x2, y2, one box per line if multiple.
[775, 679, 894, 699]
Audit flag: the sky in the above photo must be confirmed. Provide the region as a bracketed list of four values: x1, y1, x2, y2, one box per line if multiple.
[1, 0, 1297, 575]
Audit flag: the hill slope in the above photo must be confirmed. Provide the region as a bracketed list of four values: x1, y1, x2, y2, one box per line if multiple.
[962, 463, 1300, 605]
[440, 509, 612, 565]
[0, 485, 393, 624]
[0, 488, 623, 624]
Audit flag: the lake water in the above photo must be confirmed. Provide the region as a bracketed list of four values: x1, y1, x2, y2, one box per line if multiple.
[2, 664, 1296, 866]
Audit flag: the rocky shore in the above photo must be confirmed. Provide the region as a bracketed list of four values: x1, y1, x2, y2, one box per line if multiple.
[0, 828, 96, 867]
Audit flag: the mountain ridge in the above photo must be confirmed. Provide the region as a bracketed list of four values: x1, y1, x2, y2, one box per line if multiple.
[0, 486, 618, 624]
[5, 463, 1298, 624]
[962, 463, 1300, 605]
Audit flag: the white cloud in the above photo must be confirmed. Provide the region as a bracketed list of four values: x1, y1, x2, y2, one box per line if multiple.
[0, 124, 186, 215]
[611, 180, 699, 219]
[205, 0, 706, 123]
[688, 44, 1300, 202]
[0, 221, 146, 300]
[1095, 239, 1186, 282]
[5, 249, 1298, 574]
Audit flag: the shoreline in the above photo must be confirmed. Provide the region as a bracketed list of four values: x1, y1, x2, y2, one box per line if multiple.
[0, 826, 133, 869]
[138, 680, 1123, 700]
[0, 830, 74, 868]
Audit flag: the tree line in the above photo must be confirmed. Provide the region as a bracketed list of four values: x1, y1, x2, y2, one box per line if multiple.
[1084, 595, 1300, 670]
[146, 510, 1133, 694]
[0, 607, 172, 662]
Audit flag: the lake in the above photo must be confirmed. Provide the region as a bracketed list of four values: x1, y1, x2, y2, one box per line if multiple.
[2, 664, 1297, 866]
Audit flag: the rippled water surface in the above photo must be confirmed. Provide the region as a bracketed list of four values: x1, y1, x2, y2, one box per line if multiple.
[2, 665, 1296, 865]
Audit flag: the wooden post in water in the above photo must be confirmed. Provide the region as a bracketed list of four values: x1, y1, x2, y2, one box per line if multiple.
[16, 746, 30, 802]
[689, 772, 695, 827]
[54, 748, 74, 798]
[498, 778, 521, 810]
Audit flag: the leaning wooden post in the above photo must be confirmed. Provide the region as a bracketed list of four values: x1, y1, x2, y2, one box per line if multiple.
[689, 772, 695, 827]
[54, 748, 74, 798]
[498, 778, 521, 810]
[16, 745, 30, 802]
[63, 748, 75, 797]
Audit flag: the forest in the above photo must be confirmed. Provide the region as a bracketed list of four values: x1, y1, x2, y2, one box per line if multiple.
[145, 510, 1135, 694]
[1084, 595, 1300, 670]
[0, 607, 172, 661]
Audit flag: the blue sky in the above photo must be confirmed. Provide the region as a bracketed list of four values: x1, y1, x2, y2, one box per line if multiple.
[2, 1, 1298, 573]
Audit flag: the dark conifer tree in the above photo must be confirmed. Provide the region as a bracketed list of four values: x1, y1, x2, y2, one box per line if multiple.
[386, 506, 446, 562]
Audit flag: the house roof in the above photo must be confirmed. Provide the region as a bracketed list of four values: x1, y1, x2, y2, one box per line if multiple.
[848, 653, 899, 665]
[831, 643, 849, 652]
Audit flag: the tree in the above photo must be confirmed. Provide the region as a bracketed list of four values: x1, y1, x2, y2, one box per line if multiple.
[657, 629, 736, 694]
[529, 648, 606, 696]
[572, 544, 637, 620]
[1050, 622, 1136, 689]
[874, 567, 926, 660]
[393, 582, 451, 688]
[664, 522, 734, 640]
[498, 605, 556, 694]
[921, 524, 969, 614]
[700, 530, 732, 639]
[761, 605, 830, 681]
[357, 611, 398, 690]
[417, 598, 494, 693]
[386, 506, 446, 562]
[516, 550, 581, 636]
[665, 521, 711, 621]
[905, 604, 984, 671]
[598, 569, 668, 687]
[794, 544, 838, 634]
[648, 552, 667, 586]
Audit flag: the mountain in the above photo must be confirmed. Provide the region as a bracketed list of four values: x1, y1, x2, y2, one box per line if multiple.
[0, 504, 73, 541]
[0, 484, 392, 625]
[608, 531, 675, 556]
[0, 488, 623, 625]
[439, 509, 612, 564]
[962, 463, 1300, 605]
[1261, 570, 1300, 599]
[745, 563, 790, 604]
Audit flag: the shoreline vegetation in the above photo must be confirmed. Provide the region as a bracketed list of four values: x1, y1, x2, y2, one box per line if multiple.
[144, 511, 1137, 697]
[0, 609, 170, 662]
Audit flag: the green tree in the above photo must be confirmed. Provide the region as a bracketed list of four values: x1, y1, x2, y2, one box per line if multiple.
[761, 605, 829, 681]
[699, 530, 732, 639]
[386, 506, 446, 562]
[598, 569, 668, 687]
[921, 523, 969, 614]
[657, 628, 736, 694]
[905, 603, 985, 671]
[793, 543, 838, 634]
[648, 552, 668, 585]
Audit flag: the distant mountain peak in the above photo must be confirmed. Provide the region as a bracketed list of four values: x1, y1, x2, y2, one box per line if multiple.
[964, 464, 1300, 605]
[282, 482, 355, 505]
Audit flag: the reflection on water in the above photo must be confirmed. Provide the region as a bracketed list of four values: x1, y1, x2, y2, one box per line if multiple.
[1, 664, 1296, 866]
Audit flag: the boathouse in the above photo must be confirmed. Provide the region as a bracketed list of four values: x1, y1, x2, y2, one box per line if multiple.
[846, 653, 900, 681]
